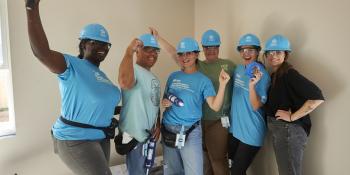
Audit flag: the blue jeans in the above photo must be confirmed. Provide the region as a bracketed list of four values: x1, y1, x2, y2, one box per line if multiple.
[162, 124, 203, 175]
[126, 142, 147, 175]
[267, 117, 308, 175]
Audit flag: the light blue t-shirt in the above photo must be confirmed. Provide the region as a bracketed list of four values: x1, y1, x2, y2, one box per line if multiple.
[52, 54, 121, 140]
[119, 64, 160, 142]
[229, 64, 270, 147]
[162, 71, 216, 126]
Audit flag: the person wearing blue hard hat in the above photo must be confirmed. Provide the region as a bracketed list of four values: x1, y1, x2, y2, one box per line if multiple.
[263, 34, 324, 175]
[228, 33, 271, 175]
[198, 29, 236, 175]
[25, 1, 120, 174]
[118, 33, 161, 175]
[161, 36, 230, 175]
[148, 28, 231, 174]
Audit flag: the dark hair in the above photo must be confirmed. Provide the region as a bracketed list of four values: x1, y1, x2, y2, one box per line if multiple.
[237, 45, 261, 52]
[268, 51, 293, 87]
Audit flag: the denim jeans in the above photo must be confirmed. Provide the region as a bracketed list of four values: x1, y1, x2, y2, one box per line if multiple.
[126, 142, 147, 175]
[162, 124, 203, 175]
[267, 117, 308, 175]
[52, 136, 111, 175]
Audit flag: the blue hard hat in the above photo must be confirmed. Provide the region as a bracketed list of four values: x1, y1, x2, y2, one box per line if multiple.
[201, 29, 221, 46]
[237, 33, 261, 51]
[264, 34, 291, 52]
[139, 34, 160, 49]
[79, 23, 110, 44]
[176, 37, 200, 53]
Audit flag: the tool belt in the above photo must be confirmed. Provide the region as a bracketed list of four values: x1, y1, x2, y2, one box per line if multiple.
[161, 121, 199, 148]
[113, 132, 139, 155]
[59, 116, 118, 139]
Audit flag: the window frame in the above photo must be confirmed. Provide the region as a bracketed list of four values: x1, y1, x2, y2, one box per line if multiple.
[0, 0, 16, 138]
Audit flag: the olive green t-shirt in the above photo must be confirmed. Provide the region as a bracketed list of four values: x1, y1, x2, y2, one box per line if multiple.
[197, 59, 236, 120]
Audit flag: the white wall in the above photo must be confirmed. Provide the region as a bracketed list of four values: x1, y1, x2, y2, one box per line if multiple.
[0, 0, 193, 174]
[2, 0, 349, 174]
[195, 0, 350, 175]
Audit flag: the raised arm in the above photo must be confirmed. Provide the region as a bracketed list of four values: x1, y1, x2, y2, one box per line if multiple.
[25, 0, 66, 74]
[149, 27, 179, 66]
[118, 39, 142, 90]
[206, 69, 230, 111]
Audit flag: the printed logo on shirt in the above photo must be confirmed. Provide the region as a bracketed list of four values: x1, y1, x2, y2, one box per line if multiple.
[170, 79, 194, 93]
[151, 79, 160, 106]
[93, 71, 113, 85]
[234, 74, 248, 91]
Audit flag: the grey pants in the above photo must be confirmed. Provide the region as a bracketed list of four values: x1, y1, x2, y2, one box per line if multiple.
[52, 136, 112, 175]
[267, 117, 308, 175]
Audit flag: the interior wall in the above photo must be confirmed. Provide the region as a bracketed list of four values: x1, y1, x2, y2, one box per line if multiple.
[0, 0, 194, 174]
[195, 0, 349, 175]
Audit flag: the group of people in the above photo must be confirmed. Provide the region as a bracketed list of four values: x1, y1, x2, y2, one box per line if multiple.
[25, 1, 324, 175]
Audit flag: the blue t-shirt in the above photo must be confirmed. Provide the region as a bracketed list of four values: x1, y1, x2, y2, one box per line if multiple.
[162, 71, 216, 126]
[229, 64, 270, 146]
[52, 54, 121, 140]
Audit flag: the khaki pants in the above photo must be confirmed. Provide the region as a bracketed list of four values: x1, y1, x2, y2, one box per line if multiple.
[202, 120, 230, 175]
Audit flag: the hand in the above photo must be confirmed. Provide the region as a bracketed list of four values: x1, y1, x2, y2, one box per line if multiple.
[249, 69, 262, 87]
[149, 27, 159, 40]
[162, 98, 172, 108]
[127, 38, 143, 54]
[275, 109, 293, 122]
[219, 69, 230, 85]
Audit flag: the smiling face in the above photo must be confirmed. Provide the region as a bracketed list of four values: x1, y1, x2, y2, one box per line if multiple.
[177, 51, 199, 69]
[203, 45, 219, 62]
[136, 46, 160, 70]
[265, 50, 287, 70]
[82, 39, 111, 66]
[238, 46, 259, 65]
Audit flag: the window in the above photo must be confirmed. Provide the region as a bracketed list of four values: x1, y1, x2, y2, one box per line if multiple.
[0, 0, 15, 138]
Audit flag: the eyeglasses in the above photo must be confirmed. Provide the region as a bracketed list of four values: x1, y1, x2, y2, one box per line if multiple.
[239, 48, 257, 54]
[142, 46, 160, 54]
[203, 45, 219, 49]
[87, 40, 112, 49]
[177, 52, 198, 57]
[265, 51, 285, 56]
